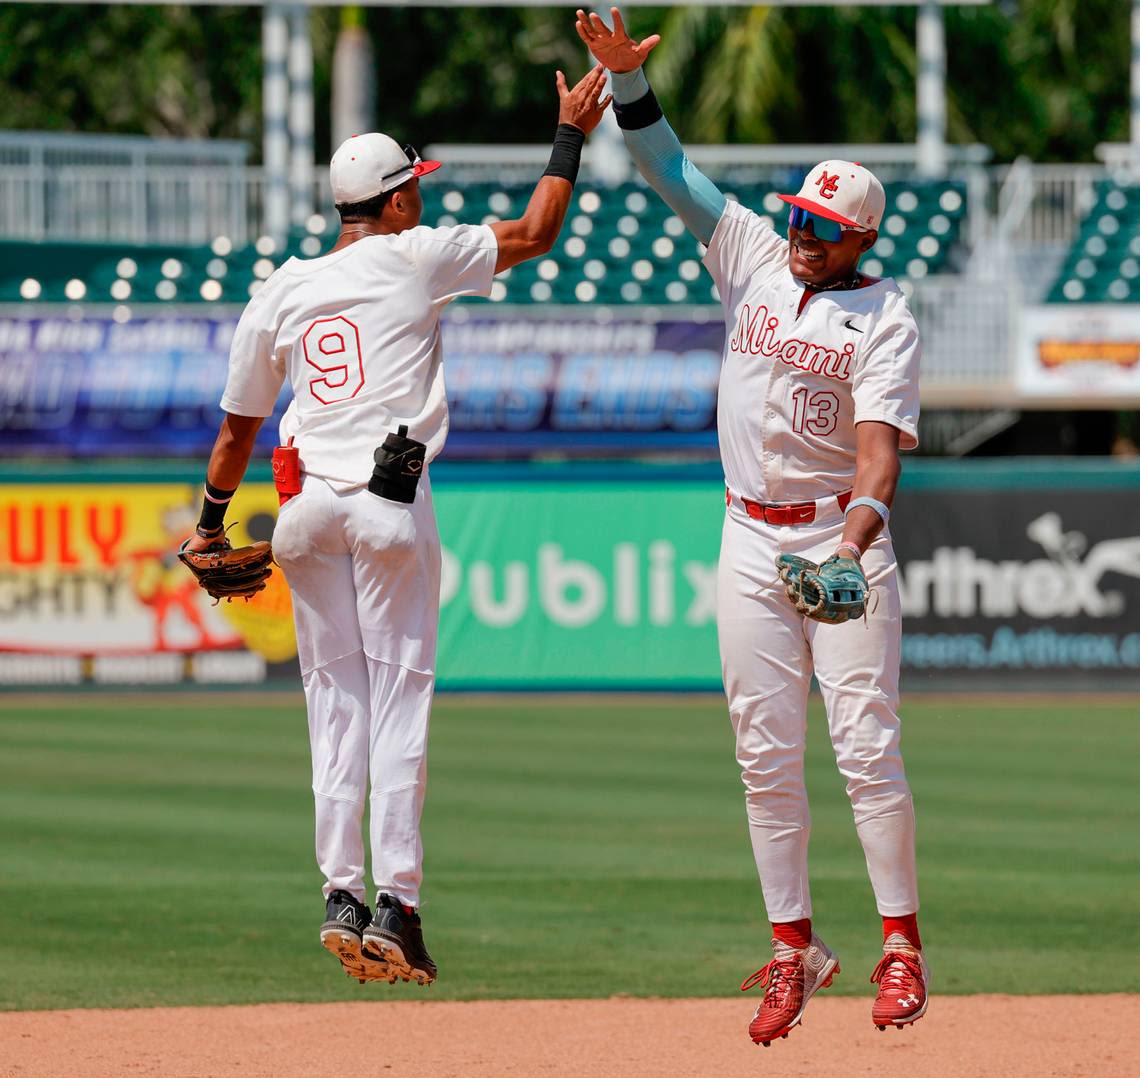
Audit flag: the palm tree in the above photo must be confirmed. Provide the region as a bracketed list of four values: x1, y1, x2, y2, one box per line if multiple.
[635, 5, 920, 145]
[629, 1, 1126, 162]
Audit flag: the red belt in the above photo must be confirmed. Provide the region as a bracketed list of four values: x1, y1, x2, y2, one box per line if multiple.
[726, 488, 852, 526]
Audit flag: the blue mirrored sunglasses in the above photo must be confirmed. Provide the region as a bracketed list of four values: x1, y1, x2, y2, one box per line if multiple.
[787, 205, 865, 244]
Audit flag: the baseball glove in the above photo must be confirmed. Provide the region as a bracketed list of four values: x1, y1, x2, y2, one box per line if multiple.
[775, 552, 868, 625]
[178, 535, 274, 603]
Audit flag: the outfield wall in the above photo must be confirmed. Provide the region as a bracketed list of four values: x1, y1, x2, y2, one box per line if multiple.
[1, 460, 1138, 691]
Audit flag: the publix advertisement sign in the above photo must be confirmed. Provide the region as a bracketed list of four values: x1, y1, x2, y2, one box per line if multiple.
[434, 477, 723, 688]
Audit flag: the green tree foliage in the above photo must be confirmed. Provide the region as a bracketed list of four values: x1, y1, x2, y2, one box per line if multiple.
[356, 6, 585, 147]
[0, 2, 1131, 163]
[950, 0, 1131, 160]
[630, 0, 1130, 158]
[0, 5, 263, 140]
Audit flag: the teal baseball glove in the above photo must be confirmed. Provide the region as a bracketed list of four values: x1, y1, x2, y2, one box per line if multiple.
[775, 552, 868, 625]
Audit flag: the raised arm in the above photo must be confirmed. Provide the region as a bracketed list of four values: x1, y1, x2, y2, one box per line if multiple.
[491, 66, 612, 273]
[576, 8, 726, 246]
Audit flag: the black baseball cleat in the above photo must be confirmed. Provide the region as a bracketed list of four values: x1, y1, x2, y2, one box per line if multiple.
[362, 893, 437, 986]
[320, 890, 395, 983]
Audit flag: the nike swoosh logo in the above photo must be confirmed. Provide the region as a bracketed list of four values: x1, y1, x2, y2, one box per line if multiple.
[843, 318, 863, 333]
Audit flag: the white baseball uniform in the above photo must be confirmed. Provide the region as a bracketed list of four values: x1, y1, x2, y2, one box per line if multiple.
[706, 199, 922, 922]
[608, 61, 924, 943]
[221, 223, 498, 907]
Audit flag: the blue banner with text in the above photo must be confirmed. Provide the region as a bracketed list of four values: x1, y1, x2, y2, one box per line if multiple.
[0, 312, 725, 458]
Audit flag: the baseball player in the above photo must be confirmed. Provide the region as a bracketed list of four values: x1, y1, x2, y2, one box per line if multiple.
[577, 8, 928, 1046]
[182, 65, 613, 986]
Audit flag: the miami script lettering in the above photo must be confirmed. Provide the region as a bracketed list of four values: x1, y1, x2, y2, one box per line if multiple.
[728, 303, 855, 382]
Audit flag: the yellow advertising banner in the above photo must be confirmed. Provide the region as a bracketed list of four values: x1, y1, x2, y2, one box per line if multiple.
[0, 483, 296, 685]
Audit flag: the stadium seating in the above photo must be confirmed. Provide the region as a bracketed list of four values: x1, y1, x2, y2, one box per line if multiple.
[0, 239, 250, 304]
[1046, 178, 1140, 302]
[424, 179, 968, 305]
[0, 179, 968, 306]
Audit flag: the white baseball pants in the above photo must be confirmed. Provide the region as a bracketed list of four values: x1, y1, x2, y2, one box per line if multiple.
[272, 473, 441, 910]
[717, 495, 918, 922]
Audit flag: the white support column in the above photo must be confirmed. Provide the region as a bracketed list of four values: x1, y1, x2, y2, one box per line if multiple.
[332, 7, 376, 151]
[288, 5, 315, 227]
[262, 2, 290, 244]
[1132, 0, 1140, 156]
[916, 0, 947, 178]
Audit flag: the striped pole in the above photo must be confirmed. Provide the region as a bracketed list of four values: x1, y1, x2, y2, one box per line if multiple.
[915, 0, 947, 178]
[262, 2, 290, 243]
[288, 4, 315, 226]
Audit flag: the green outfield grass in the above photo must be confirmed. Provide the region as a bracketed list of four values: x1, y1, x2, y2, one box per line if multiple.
[0, 693, 1136, 1010]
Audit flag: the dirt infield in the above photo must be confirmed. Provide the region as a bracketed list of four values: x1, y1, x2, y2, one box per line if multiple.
[2, 996, 1135, 1078]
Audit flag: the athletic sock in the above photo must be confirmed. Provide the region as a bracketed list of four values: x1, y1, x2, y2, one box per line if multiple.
[882, 913, 921, 950]
[771, 918, 812, 950]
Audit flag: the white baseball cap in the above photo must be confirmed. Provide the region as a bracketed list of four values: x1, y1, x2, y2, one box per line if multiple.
[329, 133, 442, 204]
[778, 160, 885, 230]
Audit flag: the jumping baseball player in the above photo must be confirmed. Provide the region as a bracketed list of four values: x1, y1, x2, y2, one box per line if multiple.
[182, 65, 613, 987]
[577, 8, 928, 1046]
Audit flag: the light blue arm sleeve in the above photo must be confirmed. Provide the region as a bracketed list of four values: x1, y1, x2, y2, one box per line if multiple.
[610, 69, 726, 247]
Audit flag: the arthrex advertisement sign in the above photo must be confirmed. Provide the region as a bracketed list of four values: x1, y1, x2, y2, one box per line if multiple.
[893, 485, 1140, 684]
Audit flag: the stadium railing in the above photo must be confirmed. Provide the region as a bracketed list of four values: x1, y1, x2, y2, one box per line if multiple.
[0, 129, 1122, 254]
[0, 132, 251, 244]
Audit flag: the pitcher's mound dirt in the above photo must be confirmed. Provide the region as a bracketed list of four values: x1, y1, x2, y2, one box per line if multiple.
[2, 995, 1135, 1078]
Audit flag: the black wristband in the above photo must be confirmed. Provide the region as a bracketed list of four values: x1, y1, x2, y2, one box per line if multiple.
[198, 481, 235, 535]
[613, 87, 663, 131]
[543, 124, 586, 185]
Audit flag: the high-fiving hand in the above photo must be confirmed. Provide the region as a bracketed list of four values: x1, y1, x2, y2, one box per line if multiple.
[556, 63, 613, 135]
[574, 7, 661, 73]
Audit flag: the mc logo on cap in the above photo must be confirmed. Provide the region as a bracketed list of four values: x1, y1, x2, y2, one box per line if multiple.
[779, 160, 886, 230]
[815, 172, 840, 199]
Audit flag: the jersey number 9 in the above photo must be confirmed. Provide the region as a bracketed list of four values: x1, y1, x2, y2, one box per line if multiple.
[303, 316, 366, 406]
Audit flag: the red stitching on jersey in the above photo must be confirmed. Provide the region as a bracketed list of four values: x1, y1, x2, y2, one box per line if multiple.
[728, 303, 855, 382]
[791, 387, 840, 436]
[302, 316, 366, 406]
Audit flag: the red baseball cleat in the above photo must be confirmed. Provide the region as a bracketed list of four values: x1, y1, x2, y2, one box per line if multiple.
[741, 934, 840, 1047]
[870, 932, 931, 1029]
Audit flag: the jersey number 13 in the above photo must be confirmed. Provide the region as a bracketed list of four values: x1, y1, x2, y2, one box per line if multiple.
[791, 387, 839, 436]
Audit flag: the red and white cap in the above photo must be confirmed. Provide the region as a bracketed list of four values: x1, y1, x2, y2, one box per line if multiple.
[778, 160, 885, 230]
[329, 133, 442, 204]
